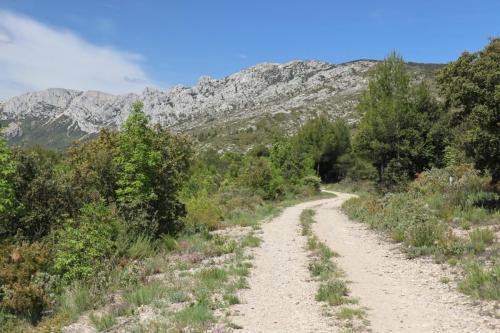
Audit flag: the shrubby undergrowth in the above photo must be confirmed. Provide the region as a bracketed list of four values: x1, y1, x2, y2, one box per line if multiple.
[343, 166, 499, 299]
[0, 99, 327, 330]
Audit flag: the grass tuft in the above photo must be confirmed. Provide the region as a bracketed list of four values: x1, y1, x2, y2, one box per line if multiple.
[123, 282, 168, 307]
[89, 312, 116, 331]
[174, 302, 214, 328]
[459, 263, 500, 300]
[316, 280, 349, 306]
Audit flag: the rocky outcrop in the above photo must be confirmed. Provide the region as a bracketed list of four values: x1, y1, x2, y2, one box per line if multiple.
[0, 59, 440, 149]
[0, 60, 375, 136]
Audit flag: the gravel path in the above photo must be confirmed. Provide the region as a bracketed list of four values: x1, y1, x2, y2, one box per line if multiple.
[313, 191, 499, 333]
[231, 199, 336, 333]
[231, 193, 499, 332]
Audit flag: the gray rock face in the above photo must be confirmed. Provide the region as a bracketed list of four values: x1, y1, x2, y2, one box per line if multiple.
[3, 122, 23, 139]
[0, 60, 376, 140]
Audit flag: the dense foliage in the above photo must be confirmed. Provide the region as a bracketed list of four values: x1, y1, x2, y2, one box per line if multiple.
[342, 38, 499, 301]
[0, 103, 194, 326]
[353, 52, 446, 187]
[0, 101, 327, 328]
[0, 131, 17, 233]
[437, 38, 500, 183]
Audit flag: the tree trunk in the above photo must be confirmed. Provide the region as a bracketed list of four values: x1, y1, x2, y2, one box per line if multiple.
[379, 160, 385, 185]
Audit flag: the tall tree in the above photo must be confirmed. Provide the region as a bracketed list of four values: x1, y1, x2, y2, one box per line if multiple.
[354, 52, 444, 185]
[150, 125, 192, 234]
[437, 38, 500, 183]
[115, 101, 191, 234]
[353, 52, 411, 184]
[292, 114, 351, 181]
[0, 130, 17, 234]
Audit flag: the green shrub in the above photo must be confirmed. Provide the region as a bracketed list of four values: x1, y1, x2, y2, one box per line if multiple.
[0, 241, 50, 322]
[459, 263, 500, 300]
[468, 229, 495, 253]
[308, 259, 336, 280]
[240, 233, 261, 248]
[316, 280, 349, 305]
[58, 281, 94, 321]
[240, 157, 284, 200]
[174, 302, 214, 328]
[302, 175, 321, 193]
[196, 267, 228, 290]
[404, 217, 445, 248]
[126, 235, 158, 259]
[184, 195, 224, 232]
[53, 203, 121, 283]
[89, 312, 117, 331]
[161, 234, 178, 252]
[0, 311, 28, 332]
[123, 281, 168, 307]
[206, 235, 237, 256]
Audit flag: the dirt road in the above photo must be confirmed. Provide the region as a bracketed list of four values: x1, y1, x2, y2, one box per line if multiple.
[231, 198, 335, 333]
[231, 193, 499, 332]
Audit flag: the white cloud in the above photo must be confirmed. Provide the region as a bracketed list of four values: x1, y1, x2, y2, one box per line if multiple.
[0, 11, 154, 99]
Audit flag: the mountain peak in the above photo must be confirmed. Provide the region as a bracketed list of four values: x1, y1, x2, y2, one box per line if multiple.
[0, 59, 439, 150]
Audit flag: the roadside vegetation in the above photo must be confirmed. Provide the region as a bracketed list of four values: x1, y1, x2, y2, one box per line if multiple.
[342, 38, 499, 301]
[0, 95, 337, 331]
[300, 209, 369, 332]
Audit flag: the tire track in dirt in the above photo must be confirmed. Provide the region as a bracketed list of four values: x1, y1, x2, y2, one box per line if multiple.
[230, 192, 498, 332]
[230, 199, 336, 333]
[313, 191, 499, 333]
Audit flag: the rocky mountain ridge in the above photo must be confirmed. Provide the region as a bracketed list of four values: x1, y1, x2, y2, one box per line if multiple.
[0, 59, 441, 149]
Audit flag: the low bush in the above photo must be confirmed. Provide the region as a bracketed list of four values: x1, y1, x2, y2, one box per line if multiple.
[161, 234, 178, 252]
[468, 229, 495, 253]
[0, 241, 50, 323]
[459, 263, 500, 300]
[123, 281, 169, 307]
[89, 312, 117, 331]
[126, 235, 158, 260]
[58, 281, 94, 321]
[316, 280, 349, 306]
[301, 175, 321, 193]
[184, 195, 224, 232]
[174, 302, 214, 328]
[343, 167, 499, 301]
[53, 203, 121, 283]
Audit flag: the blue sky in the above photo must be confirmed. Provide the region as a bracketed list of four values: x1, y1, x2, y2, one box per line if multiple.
[0, 0, 498, 98]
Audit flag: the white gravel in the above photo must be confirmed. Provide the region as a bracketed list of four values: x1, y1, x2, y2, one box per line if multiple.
[230, 192, 499, 332]
[231, 199, 337, 333]
[313, 191, 499, 333]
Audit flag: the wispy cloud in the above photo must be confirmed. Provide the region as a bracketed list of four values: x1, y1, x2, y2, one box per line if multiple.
[0, 10, 154, 99]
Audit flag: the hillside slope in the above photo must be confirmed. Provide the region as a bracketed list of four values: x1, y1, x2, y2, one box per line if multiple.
[0, 60, 441, 150]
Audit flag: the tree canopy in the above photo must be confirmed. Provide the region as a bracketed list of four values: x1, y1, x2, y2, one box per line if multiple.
[437, 38, 500, 183]
[354, 52, 445, 186]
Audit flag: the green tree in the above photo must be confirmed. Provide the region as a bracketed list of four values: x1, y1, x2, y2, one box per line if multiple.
[437, 38, 500, 183]
[292, 114, 351, 181]
[115, 101, 161, 233]
[150, 126, 192, 234]
[270, 137, 313, 184]
[240, 156, 283, 199]
[354, 52, 444, 185]
[0, 130, 16, 233]
[53, 202, 121, 282]
[115, 101, 191, 235]
[67, 129, 119, 205]
[8, 147, 77, 239]
[353, 52, 411, 184]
